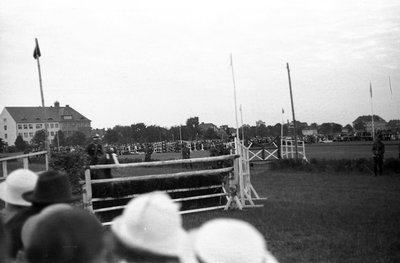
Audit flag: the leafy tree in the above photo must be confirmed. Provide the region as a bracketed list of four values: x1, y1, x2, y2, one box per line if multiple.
[387, 120, 400, 131]
[353, 120, 366, 132]
[15, 135, 27, 151]
[0, 138, 6, 153]
[186, 117, 199, 140]
[31, 130, 47, 148]
[104, 128, 121, 144]
[204, 128, 219, 140]
[318, 123, 342, 135]
[52, 131, 66, 147]
[144, 125, 168, 142]
[50, 149, 88, 194]
[66, 131, 87, 146]
[344, 124, 354, 134]
[131, 123, 147, 142]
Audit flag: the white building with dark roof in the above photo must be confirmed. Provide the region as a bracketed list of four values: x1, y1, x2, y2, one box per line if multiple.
[0, 101, 91, 146]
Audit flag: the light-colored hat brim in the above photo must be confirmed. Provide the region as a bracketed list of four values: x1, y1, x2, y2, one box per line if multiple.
[264, 251, 280, 263]
[0, 181, 31, 206]
[112, 215, 188, 258]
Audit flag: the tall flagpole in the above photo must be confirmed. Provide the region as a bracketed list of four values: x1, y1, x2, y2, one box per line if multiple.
[230, 54, 244, 205]
[230, 54, 240, 143]
[389, 76, 400, 118]
[34, 38, 50, 154]
[286, 63, 299, 160]
[240, 104, 244, 143]
[370, 81, 375, 140]
[281, 108, 284, 139]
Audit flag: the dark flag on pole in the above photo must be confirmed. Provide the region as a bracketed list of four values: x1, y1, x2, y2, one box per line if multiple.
[33, 38, 41, 59]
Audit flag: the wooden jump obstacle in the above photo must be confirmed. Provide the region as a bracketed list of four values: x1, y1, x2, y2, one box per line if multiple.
[245, 142, 280, 162]
[81, 143, 264, 225]
[0, 151, 49, 180]
[235, 139, 267, 207]
[280, 138, 308, 161]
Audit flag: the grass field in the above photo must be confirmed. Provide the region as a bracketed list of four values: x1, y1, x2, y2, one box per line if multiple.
[1, 143, 400, 262]
[305, 141, 399, 160]
[182, 165, 400, 263]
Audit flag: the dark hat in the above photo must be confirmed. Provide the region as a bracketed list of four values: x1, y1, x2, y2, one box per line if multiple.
[22, 170, 79, 204]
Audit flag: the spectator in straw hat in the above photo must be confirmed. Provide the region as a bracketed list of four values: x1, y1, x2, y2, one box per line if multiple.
[191, 218, 279, 263]
[109, 191, 196, 263]
[18, 204, 105, 263]
[0, 169, 38, 223]
[5, 170, 79, 260]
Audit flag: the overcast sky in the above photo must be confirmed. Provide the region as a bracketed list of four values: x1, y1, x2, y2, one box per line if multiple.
[1, 0, 399, 129]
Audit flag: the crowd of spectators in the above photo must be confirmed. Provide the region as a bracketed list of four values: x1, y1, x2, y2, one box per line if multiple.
[0, 169, 279, 263]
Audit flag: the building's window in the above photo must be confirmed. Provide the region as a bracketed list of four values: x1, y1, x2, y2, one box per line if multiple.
[36, 124, 42, 129]
[23, 124, 28, 129]
[50, 123, 54, 128]
[4, 125, 7, 131]
[55, 123, 59, 128]
[29, 124, 33, 129]
[4, 134, 7, 139]
[29, 132, 34, 137]
[3, 118, 6, 122]
[63, 115, 72, 120]
[24, 133, 28, 138]
[18, 124, 22, 129]
[46, 123, 49, 128]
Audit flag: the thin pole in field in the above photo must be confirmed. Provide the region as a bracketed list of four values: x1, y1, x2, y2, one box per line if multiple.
[286, 63, 299, 160]
[370, 81, 375, 140]
[230, 54, 240, 143]
[281, 108, 284, 139]
[240, 104, 244, 143]
[389, 76, 400, 118]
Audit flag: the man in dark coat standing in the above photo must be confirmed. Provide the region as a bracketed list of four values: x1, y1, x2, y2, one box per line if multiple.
[372, 135, 385, 176]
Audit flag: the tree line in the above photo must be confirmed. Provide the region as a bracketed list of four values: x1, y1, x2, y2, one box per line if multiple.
[7, 115, 399, 152]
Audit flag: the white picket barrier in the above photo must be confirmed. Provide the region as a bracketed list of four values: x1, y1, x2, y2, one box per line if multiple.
[81, 154, 246, 226]
[280, 138, 308, 161]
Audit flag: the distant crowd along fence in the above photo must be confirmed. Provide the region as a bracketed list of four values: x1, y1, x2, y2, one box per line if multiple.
[122, 141, 235, 154]
[80, 139, 265, 226]
[244, 138, 307, 162]
[0, 151, 49, 180]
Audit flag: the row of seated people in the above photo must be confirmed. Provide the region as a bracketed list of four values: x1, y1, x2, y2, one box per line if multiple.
[0, 169, 279, 263]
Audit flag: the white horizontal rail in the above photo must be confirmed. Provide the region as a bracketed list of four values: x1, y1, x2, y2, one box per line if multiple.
[91, 185, 222, 202]
[82, 167, 233, 185]
[93, 193, 227, 213]
[89, 154, 239, 170]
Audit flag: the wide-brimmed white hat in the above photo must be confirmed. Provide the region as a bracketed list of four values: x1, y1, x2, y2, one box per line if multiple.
[111, 191, 190, 259]
[0, 169, 38, 206]
[192, 218, 279, 263]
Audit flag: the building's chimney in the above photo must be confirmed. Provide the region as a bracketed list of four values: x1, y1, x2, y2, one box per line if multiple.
[66, 104, 69, 107]
[54, 101, 60, 107]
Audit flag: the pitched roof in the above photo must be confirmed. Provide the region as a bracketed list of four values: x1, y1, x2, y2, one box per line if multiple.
[5, 106, 90, 123]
